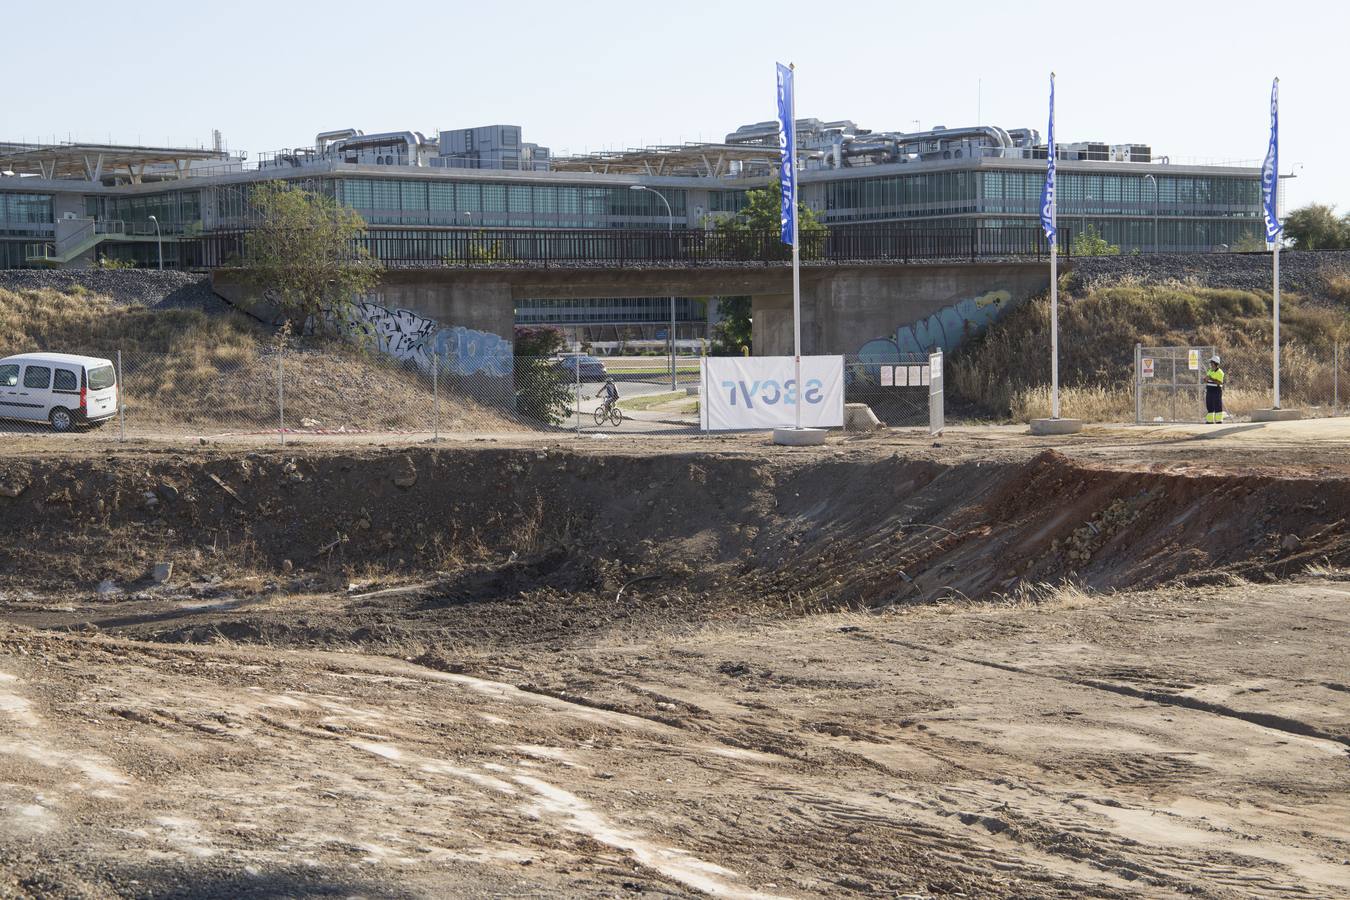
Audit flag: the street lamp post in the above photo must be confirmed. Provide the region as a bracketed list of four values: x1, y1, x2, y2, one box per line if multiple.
[147, 215, 162, 270]
[1143, 174, 1158, 253]
[630, 184, 677, 390]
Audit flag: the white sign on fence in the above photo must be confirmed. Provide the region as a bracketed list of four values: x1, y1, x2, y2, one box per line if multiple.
[701, 355, 845, 431]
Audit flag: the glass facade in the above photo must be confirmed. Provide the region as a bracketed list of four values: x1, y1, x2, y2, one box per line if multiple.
[821, 171, 980, 222]
[209, 178, 336, 228]
[708, 190, 749, 214]
[0, 193, 54, 235]
[0, 159, 1268, 269]
[336, 178, 687, 228]
[814, 166, 1262, 251]
[516, 297, 704, 325]
[0, 241, 39, 267]
[90, 189, 202, 234]
[980, 170, 1260, 219]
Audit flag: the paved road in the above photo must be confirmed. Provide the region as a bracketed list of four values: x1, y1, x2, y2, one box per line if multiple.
[571, 381, 699, 433]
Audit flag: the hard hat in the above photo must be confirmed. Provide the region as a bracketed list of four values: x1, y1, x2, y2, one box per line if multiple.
[1210, 354, 1221, 365]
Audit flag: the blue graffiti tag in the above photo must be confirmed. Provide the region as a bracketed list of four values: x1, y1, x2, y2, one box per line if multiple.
[858, 290, 1011, 365]
[431, 325, 513, 378]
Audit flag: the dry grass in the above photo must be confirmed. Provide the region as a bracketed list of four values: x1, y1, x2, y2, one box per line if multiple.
[1327, 274, 1350, 306]
[950, 280, 1350, 422]
[0, 286, 523, 434]
[0, 286, 260, 360]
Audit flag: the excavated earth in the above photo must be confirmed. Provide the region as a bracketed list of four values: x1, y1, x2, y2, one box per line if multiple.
[0, 434, 1348, 898]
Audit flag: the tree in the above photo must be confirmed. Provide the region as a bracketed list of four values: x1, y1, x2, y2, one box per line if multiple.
[1070, 225, 1121, 257]
[710, 182, 827, 260]
[244, 181, 383, 329]
[710, 296, 752, 355]
[1283, 204, 1349, 250]
[513, 326, 574, 425]
[1230, 231, 1268, 253]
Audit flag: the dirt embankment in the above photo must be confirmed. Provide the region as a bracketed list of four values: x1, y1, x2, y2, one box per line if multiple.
[0, 446, 1345, 650]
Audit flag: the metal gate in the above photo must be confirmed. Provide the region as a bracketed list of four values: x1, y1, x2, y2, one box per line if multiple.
[1135, 344, 1214, 424]
[929, 350, 944, 435]
[845, 353, 943, 431]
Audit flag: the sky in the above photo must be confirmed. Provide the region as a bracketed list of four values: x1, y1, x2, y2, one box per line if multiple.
[3, 0, 1346, 211]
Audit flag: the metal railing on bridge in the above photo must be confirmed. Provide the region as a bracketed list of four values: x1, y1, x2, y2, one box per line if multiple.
[186, 224, 1068, 270]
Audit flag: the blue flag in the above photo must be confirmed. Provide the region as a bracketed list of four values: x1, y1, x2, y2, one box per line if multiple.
[1039, 73, 1057, 246]
[1261, 77, 1281, 241]
[776, 63, 796, 246]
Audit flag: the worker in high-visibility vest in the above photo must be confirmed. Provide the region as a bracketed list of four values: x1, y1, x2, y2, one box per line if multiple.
[1204, 355, 1226, 424]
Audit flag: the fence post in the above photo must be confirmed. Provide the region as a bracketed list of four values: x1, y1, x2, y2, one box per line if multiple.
[1336, 342, 1341, 415]
[116, 349, 125, 442]
[278, 347, 285, 447]
[574, 355, 581, 435]
[432, 355, 440, 441]
[1134, 343, 1142, 425]
[701, 341, 708, 437]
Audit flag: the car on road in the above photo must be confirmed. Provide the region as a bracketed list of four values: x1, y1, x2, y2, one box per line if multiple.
[552, 354, 608, 382]
[0, 352, 119, 432]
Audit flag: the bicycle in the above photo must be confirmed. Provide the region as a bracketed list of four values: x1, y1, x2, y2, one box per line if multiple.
[593, 397, 624, 427]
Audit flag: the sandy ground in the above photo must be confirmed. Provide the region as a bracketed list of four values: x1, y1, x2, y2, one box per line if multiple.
[2, 578, 1347, 898]
[1, 424, 1348, 898]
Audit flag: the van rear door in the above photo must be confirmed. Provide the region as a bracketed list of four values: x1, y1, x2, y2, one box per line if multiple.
[84, 363, 118, 420]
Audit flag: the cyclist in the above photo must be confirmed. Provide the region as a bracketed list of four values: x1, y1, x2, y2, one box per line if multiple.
[594, 377, 620, 414]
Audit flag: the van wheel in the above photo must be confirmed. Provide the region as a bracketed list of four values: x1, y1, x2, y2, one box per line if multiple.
[49, 407, 73, 433]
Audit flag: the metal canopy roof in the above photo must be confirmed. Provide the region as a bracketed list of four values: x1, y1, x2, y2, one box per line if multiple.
[0, 142, 227, 183]
[549, 142, 781, 178]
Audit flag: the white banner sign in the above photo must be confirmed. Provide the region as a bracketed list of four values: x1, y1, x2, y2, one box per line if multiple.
[701, 356, 845, 431]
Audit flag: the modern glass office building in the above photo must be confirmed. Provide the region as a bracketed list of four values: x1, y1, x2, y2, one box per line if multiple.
[0, 123, 1266, 312]
[809, 161, 1264, 250]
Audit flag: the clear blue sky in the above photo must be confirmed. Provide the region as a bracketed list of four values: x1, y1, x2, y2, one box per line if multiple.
[4, 0, 1345, 211]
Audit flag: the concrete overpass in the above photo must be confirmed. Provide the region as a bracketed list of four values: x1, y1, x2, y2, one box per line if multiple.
[213, 258, 1052, 361]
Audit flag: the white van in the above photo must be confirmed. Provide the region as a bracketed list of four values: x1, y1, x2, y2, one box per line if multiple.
[0, 353, 119, 432]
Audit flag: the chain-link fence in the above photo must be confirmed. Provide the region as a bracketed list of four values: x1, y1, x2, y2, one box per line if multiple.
[844, 353, 941, 429]
[569, 355, 704, 435]
[1135, 343, 1348, 424]
[2, 346, 955, 440]
[0, 346, 713, 441]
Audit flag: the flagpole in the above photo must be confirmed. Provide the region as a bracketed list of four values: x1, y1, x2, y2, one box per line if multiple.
[790, 63, 802, 431]
[1273, 236, 1280, 408]
[1252, 76, 1298, 423]
[1030, 72, 1079, 435]
[1272, 83, 1281, 411]
[1048, 71, 1060, 420]
[1051, 232, 1059, 419]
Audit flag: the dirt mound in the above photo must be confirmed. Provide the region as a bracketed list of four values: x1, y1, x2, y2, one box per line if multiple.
[0, 446, 1345, 650]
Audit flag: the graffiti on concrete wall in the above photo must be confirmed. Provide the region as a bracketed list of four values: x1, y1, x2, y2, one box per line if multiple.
[344, 299, 513, 378]
[354, 302, 440, 361]
[857, 290, 1011, 363]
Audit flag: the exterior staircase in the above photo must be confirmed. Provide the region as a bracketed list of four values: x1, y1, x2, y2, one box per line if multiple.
[24, 219, 127, 267]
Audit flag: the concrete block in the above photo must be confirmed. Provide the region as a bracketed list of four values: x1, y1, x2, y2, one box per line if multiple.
[1250, 408, 1303, 422]
[1029, 418, 1084, 436]
[844, 403, 884, 431]
[772, 427, 828, 446]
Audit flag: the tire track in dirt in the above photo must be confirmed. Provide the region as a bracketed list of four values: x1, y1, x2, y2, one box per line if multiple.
[873, 634, 1350, 752]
